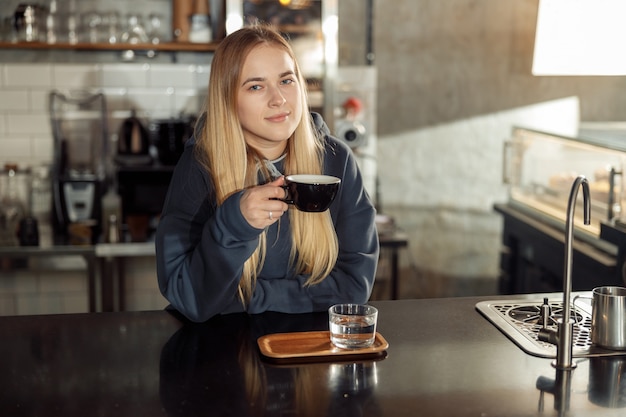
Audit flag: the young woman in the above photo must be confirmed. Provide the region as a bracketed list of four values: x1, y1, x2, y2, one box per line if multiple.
[155, 24, 379, 322]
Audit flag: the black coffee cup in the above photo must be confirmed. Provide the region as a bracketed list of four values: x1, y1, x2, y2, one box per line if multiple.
[282, 175, 341, 212]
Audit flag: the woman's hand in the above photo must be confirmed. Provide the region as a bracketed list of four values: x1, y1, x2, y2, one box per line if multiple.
[240, 176, 289, 229]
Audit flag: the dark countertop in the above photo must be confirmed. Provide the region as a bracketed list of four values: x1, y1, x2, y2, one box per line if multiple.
[0, 295, 624, 416]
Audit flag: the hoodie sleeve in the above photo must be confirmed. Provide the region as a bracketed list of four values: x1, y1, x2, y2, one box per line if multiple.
[246, 135, 379, 314]
[155, 142, 264, 322]
[156, 115, 379, 321]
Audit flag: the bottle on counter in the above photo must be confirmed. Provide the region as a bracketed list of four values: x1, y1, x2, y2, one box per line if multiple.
[30, 165, 51, 223]
[101, 185, 122, 244]
[29, 165, 52, 246]
[106, 214, 120, 244]
[0, 164, 28, 246]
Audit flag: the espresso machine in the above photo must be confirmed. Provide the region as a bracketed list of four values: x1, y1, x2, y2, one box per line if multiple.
[49, 90, 109, 243]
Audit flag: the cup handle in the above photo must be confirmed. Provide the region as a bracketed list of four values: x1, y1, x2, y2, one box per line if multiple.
[279, 185, 294, 205]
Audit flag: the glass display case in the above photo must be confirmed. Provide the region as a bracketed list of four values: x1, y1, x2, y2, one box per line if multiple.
[503, 127, 626, 242]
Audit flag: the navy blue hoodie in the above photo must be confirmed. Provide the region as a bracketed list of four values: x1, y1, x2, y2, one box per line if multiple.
[155, 113, 379, 322]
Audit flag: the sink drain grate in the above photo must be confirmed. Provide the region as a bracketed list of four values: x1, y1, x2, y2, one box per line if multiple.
[495, 301, 591, 354]
[476, 299, 593, 358]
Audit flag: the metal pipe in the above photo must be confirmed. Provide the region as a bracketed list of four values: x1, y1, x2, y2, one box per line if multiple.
[557, 175, 591, 369]
[608, 167, 622, 221]
[538, 175, 591, 369]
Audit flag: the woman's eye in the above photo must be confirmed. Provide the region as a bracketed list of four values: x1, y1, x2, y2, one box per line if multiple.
[249, 84, 262, 91]
[281, 78, 294, 85]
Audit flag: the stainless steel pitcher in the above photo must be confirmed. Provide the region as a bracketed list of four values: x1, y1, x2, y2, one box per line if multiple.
[591, 286, 626, 350]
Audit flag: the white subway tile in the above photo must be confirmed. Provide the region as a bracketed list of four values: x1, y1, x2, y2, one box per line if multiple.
[0, 89, 29, 111]
[126, 291, 168, 312]
[0, 136, 32, 161]
[5, 64, 53, 88]
[32, 135, 54, 163]
[30, 89, 52, 112]
[6, 113, 51, 135]
[148, 109, 176, 119]
[150, 64, 196, 89]
[17, 294, 63, 315]
[173, 88, 203, 115]
[62, 293, 90, 314]
[100, 87, 130, 112]
[0, 274, 17, 294]
[195, 66, 210, 89]
[39, 270, 87, 292]
[0, 271, 38, 293]
[14, 295, 38, 315]
[124, 258, 157, 286]
[0, 59, 217, 315]
[0, 295, 16, 315]
[127, 88, 175, 118]
[52, 64, 102, 89]
[101, 63, 150, 88]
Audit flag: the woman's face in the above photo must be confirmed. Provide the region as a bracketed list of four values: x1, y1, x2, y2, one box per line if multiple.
[237, 43, 303, 159]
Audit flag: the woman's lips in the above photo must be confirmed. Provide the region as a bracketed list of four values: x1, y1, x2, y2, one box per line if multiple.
[266, 112, 290, 122]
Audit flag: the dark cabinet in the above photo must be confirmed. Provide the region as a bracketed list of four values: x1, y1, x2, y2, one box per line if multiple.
[495, 203, 622, 294]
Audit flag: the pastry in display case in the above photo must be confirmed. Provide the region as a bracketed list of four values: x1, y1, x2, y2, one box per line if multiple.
[503, 126, 626, 243]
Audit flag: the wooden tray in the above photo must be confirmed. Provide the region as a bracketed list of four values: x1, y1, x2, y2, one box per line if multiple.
[257, 330, 389, 363]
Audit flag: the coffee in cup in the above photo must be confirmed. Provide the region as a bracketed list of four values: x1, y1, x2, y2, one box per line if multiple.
[282, 174, 340, 212]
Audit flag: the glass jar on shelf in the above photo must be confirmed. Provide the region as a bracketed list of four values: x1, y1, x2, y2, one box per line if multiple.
[147, 13, 164, 44]
[120, 14, 149, 44]
[189, 14, 212, 43]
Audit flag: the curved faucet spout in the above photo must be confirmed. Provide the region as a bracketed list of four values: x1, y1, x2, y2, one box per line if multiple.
[563, 176, 591, 326]
[538, 175, 591, 370]
[558, 175, 591, 370]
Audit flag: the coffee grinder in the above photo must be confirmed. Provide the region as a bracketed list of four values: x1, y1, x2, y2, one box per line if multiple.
[49, 90, 109, 243]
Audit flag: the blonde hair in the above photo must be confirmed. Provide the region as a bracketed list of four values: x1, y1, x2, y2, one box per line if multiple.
[195, 24, 338, 305]
[239, 332, 330, 417]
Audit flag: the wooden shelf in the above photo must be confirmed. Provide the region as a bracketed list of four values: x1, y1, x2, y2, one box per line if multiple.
[0, 41, 218, 52]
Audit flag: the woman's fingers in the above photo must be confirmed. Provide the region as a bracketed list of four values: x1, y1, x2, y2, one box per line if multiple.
[240, 178, 289, 228]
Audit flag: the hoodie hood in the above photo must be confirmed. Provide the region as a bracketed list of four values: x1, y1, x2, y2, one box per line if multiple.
[310, 111, 331, 138]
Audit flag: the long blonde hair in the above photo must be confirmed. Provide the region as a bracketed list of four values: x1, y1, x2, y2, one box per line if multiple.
[195, 24, 338, 305]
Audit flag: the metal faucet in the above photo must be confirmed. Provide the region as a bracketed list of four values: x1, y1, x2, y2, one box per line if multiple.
[538, 175, 590, 370]
[536, 368, 573, 416]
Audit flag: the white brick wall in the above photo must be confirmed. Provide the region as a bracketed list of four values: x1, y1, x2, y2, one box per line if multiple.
[377, 97, 581, 285]
[0, 62, 210, 169]
[0, 257, 89, 315]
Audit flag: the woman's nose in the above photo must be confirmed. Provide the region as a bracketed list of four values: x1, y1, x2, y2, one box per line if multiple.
[268, 87, 286, 107]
